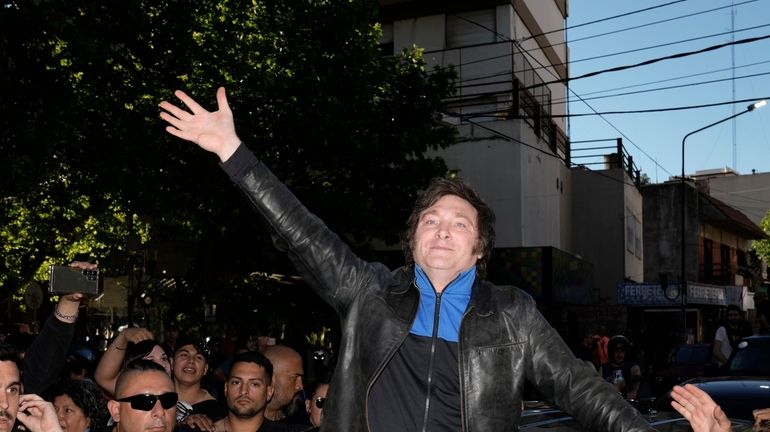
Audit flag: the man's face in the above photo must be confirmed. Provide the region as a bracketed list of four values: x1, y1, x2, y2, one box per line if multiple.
[225, 362, 274, 418]
[305, 383, 329, 428]
[172, 344, 207, 385]
[727, 310, 741, 326]
[107, 370, 176, 432]
[0, 361, 21, 432]
[413, 195, 480, 278]
[270, 355, 304, 410]
[612, 347, 626, 364]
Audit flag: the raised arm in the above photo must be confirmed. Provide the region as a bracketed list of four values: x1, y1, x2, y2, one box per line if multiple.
[94, 327, 154, 395]
[22, 261, 94, 394]
[159, 87, 241, 162]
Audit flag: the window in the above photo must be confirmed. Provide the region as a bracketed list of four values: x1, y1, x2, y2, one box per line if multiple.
[446, 9, 496, 48]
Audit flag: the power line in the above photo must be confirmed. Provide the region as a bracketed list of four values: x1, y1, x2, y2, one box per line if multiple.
[570, 59, 770, 98]
[561, 97, 770, 117]
[568, 23, 770, 67]
[529, 33, 770, 90]
[520, 0, 688, 42]
[552, 0, 758, 48]
[551, 70, 770, 105]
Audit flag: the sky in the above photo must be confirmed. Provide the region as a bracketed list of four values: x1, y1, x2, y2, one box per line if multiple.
[566, 0, 770, 183]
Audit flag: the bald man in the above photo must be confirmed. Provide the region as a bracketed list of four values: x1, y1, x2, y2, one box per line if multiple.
[261, 345, 307, 426]
[107, 360, 177, 432]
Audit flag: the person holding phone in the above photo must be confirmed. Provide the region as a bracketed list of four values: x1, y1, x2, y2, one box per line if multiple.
[23, 261, 97, 395]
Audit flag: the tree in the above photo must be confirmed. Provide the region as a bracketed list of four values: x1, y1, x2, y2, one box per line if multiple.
[0, 0, 456, 326]
[753, 210, 770, 261]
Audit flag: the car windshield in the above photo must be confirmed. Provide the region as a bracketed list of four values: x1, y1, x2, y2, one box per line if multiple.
[673, 345, 709, 364]
[727, 340, 770, 375]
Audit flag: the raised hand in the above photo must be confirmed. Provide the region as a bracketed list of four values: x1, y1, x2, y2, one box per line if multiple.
[17, 394, 64, 432]
[671, 384, 731, 432]
[159, 87, 242, 162]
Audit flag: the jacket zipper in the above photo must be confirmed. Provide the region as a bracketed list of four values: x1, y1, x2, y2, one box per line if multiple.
[420, 290, 443, 432]
[364, 279, 420, 432]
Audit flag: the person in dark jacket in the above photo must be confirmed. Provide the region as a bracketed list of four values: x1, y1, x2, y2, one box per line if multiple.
[160, 87, 654, 431]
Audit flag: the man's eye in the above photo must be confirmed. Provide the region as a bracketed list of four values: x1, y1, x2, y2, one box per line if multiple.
[7, 387, 19, 395]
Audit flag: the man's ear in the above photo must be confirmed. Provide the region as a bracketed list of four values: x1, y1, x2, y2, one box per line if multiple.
[267, 385, 275, 403]
[107, 399, 121, 422]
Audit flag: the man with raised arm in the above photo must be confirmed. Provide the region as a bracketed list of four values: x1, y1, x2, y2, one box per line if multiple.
[160, 87, 653, 432]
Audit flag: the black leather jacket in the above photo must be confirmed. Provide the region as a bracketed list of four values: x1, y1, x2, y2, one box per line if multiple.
[223, 145, 654, 432]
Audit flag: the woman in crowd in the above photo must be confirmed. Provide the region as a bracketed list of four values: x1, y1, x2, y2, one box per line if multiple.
[51, 379, 110, 432]
[94, 327, 171, 394]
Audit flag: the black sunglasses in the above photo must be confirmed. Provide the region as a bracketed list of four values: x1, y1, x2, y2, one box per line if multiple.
[314, 397, 326, 409]
[116, 392, 178, 411]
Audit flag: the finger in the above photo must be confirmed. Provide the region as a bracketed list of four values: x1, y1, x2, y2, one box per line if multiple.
[216, 87, 232, 115]
[683, 384, 708, 399]
[174, 90, 208, 115]
[159, 111, 187, 132]
[164, 124, 189, 140]
[714, 406, 731, 429]
[671, 401, 692, 420]
[159, 101, 194, 122]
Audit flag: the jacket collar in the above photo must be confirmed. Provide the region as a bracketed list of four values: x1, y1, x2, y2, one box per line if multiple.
[469, 278, 495, 317]
[398, 264, 496, 317]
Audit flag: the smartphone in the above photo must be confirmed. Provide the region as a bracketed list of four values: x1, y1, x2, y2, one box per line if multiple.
[48, 265, 102, 295]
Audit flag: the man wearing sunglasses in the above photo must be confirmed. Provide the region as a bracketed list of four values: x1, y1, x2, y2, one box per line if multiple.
[304, 380, 329, 431]
[107, 360, 178, 432]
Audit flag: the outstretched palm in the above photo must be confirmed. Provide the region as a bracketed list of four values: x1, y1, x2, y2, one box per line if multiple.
[159, 87, 241, 161]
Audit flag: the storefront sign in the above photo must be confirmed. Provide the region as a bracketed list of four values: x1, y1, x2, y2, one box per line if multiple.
[617, 283, 679, 306]
[617, 282, 742, 307]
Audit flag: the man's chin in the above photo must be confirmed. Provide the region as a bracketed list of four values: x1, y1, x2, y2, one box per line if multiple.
[0, 417, 13, 432]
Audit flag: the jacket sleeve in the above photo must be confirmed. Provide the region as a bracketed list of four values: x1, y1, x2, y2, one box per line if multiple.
[23, 315, 75, 394]
[524, 304, 655, 432]
[221, 144, 377, 313]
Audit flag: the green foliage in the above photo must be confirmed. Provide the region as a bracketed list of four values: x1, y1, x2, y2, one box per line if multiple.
[0, 0, 456, 323]
[753, 210, 770, 261]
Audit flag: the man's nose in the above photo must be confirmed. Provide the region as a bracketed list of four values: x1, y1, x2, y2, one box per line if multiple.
[150, 399, 166, 417]
[0, 391, 8, 410]
[435, 223, 451, 238]
[295, 378, 304, 391]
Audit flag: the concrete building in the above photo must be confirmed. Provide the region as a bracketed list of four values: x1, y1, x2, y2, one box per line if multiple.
[634, 181, 765, 346]
[691, 168, 770, 226]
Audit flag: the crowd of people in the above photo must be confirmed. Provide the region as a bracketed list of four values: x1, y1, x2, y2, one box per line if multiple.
[0, 275, 330, 432]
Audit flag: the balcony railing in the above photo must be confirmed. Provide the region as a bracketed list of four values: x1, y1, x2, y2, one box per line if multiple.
[421, 40, 567, 162]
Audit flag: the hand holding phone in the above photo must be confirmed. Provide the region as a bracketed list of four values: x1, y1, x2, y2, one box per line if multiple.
[49, 264, 102, 296]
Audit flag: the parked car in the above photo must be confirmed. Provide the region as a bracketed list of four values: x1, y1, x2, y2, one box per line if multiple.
[656, 335, 770, 421]
[652, 343, 711, 396]
[520, 401, 754, 431]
